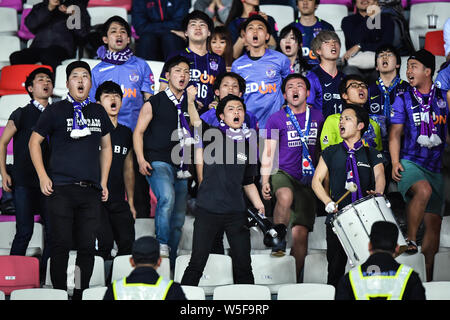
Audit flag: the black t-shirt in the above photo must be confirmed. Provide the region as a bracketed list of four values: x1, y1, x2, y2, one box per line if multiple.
[9, 103, 50, 188]
[143, 91, 190, 165]
[34, 99, 113, 186]
[108, 124, 132, 202]
[335, 252, 426, 300]
[195, 121, 258, 215]
[322, 143, 384, 208]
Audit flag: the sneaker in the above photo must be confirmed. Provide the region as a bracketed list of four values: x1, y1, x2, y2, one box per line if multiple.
[160, 244, 170, 258]
[271, 239, 286, 257]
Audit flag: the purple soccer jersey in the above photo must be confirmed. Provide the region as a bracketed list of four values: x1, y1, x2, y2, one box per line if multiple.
[390, 87, 448, 173]
[265, 106, 324, 181]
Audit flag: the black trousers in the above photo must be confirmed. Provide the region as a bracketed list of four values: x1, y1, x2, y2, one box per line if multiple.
[181, 206, 254, 286]
[326, 223, 348, 288]
[47, 185, 101, 291]
[9, 46, 70, 72]
[95, 201, 135, 260]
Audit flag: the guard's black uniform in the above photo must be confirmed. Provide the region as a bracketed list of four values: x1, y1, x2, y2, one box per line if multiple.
[335, 252, 426, 300]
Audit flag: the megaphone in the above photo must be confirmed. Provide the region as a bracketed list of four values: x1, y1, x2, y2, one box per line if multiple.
[246, 207, 287, 248]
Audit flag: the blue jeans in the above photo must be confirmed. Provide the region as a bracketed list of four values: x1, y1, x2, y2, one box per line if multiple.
[10, 186, 51, 272]
[146, 161, 187, 265]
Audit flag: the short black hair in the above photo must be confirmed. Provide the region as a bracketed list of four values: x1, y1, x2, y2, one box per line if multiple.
[95, 80, 123, 102]
[182, 10, 214, 33]
[213, 71, 246, 94]
[339, 74, 367, 96]
[298, 0, 320, 5]
[216, 94, 246, 121]
[370, 221, 399, 252]
[281, 73, 311, 93]
[342, 104, 370, 137]
[132, 236, 160, 265]
[240, 14, 271, 35]
[375, 44, 401, 73]
[25, 67, 54, 98]
[102, 15, 131, 37]
[163, 55, 191, 74]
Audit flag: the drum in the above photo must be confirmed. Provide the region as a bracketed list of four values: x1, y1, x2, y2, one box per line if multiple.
[331, 195, 407, 267]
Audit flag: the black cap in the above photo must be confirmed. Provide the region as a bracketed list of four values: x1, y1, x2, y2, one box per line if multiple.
[66, 61, 92, 80]
[408, 49, 436, 76]
[132, 236, 160, 265]
[370, 221, 399, 252]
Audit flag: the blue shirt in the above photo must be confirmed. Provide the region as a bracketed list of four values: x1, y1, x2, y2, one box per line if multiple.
[90, 55, 154, 131]
[436, 63, 450, 94]
[306, 65, 345, 118]
[290, 17, 335, 66]
[231, 49, 291, 128]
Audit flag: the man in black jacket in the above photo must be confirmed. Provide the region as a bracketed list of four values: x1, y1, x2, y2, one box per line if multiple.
[103, 236, 186, 300]
[10, 0, 91, 71]
[335, 221, 426, 300]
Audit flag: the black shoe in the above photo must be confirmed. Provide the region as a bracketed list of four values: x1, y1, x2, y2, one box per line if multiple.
[270, 239, 286, 257]
[405, 239, 418, 254]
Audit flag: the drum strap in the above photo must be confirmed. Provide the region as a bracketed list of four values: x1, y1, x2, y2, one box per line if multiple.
[363, 147, 375, 191]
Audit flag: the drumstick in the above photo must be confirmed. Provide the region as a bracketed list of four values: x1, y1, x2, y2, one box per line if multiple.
[336, 183, 358, 205]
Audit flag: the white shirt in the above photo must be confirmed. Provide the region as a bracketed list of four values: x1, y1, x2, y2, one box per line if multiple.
[444, 17, 450, 57]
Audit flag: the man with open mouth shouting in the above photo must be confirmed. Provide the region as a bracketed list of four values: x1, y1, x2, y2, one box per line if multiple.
[389, 49, 448, 282]
[29, 60, 114, 300]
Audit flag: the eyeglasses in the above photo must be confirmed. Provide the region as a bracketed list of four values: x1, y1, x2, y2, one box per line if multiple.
[346, 82, 368, 90]
[377, 53, 395, 59]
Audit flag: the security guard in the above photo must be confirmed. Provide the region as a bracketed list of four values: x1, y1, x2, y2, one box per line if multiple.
[103, 236, 186, 300]
[335, 221, 426, 300]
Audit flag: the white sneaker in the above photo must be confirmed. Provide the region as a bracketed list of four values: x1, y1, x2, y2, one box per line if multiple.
[160, 244, 170, 258]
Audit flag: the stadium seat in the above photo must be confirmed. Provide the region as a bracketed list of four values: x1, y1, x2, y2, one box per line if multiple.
[315, 4, 349, 31]
[0, 221, 44, 256]
[87, 6, 128, 26]
[0, 290, 4, 300]
[0, 94, 34, 126]
[0, 7, 18, 36]
[409, 2, 450, 50]
[24, 0, 43, 7]
[424, 30, 445, 56]
[134, 218, 155, 240]
[251, 254, 297, 294]
[10, 288, 68, 300]
[0, 35, 21, 70]
[110, 254, 171, 282]
[440, 216, 450, 250]
[44, 254, 106, 294]
[181, 285, 206, 300]
[174, 254, 234, 296]
[432, 251, 450, 281]
[0, 0, 22, 11]
[0, 256, 40, 295]
[146, 60, 164, 92]
[82, 286, 108, 300]
[53, 64, 68, 98]
[422, 281, 450, 300]
[212, 284, 272, 300]
[410, 0, 448, 4]
[87, 0, 132, 11]
[177, 214, 195, 255]
[303, 252, 328, 284]
[80, 58, 101, 70]
[395, 252, 427, 282]
[277, 283, 336, 300]
[17, 8, 34, 41]
[259, 4, 295, 34]
[307, 215, 327, 254]
[317, 0, 352, 9]
[0, 64, 53, 96]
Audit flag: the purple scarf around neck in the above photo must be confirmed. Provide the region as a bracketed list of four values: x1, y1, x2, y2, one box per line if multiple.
[97, 46, 133, 65]
[342, 139, 364, 203]
[413, 84, 441, 148]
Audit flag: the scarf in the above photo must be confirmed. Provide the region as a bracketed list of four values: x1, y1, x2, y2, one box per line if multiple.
[377, 76, 401, 120]
[413, 84, 441, 148]
[66, 94, 91, 139]
[342, 140, 364, 203]
[165, 88, 194, 179]
[218, 119, 252, 141]
[97, 46, 133, 65]
[284, 105, 315, 182]
[31, 100, 46, 112]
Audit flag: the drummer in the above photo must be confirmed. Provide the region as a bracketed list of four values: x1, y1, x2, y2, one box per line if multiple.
[311, 104, 385, 287]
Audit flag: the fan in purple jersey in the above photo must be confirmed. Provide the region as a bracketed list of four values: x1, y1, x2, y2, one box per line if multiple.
[262, 74, 324, 276]
[389, 49, 448, 281]
[277, 25, 311, 76]
[231, 14, 291, 129]
[159, 10, 226, 114]
[306, 30, 345, 119]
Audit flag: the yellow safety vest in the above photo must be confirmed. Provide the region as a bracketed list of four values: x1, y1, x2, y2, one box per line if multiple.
[349, 264, 413, 300]
[112, 276, 173, 300]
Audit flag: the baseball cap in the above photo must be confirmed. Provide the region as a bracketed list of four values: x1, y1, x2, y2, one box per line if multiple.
[408, 49, 436, 76]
